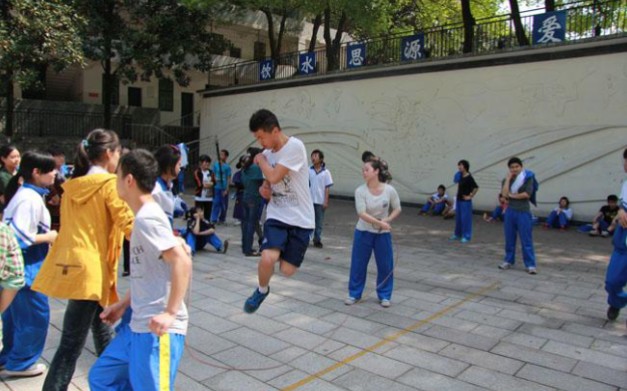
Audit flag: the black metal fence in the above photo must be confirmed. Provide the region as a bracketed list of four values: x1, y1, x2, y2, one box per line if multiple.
[207, 0, 626, 89]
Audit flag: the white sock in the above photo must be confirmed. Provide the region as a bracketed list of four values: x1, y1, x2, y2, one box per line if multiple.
[258, 286, 268, 294]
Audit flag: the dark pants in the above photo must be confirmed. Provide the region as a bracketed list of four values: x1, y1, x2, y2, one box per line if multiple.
[42, 300, 113, 391]
[123, 238, 130, 274]
[242, 198, 262, 254]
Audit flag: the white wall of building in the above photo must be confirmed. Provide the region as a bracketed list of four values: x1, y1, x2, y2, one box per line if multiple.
[200, 52, 627, 220]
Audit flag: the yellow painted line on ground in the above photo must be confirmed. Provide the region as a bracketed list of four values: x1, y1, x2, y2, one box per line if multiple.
[281, 281, 500, 391]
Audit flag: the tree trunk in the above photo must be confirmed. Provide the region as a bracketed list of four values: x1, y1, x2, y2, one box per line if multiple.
[461, 0, 475, 53]
[593, 0, 601, 37]
[308, 13, 322, 53]
[509, 0, 530, 46]
[324, 8, 346, 72]
[545, 0, 556, 12]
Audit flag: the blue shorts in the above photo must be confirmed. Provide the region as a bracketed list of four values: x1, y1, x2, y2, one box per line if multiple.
[261, 219, 313, 268]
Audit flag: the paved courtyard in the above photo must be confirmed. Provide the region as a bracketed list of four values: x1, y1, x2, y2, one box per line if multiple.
[2, 198, 626, 390]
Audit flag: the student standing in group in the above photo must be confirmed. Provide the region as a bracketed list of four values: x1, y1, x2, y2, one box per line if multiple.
[0, 151, 58, 377]
[309, 149, 333, 248]
[193, 154, 214, 222]
[240, 147, 264, 256]
[449, 159, 479, 243]
[33, 129, 134, 391]
[345, 157, 400, 308]
[0, 145, 21, 215]
[89, 149, 191, 391]
[243, 109, 315, 314]
[211, 149, 232, 224]
[152, 144, 182, 227]
[498, 157, 538, 275]
[605, 148, 627, 324]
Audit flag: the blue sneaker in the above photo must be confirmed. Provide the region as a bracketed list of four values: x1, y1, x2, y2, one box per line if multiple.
[449, 235, 460, 241]
[244, 287, 270, 314]
[460, 238, 470, 243]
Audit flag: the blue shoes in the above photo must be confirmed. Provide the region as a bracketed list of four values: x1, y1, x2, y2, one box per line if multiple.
[449, 235, 460, 241]
[460, 238, 470, 243]
[244, 287, 270, 314]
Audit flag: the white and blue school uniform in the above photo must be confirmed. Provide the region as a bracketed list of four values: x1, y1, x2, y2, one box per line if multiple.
[420, 192, 448, 215]
[153, 176, 175, 227]
[605, 179, 627, 310]
[503, 170, 537, 268]
[453, 171, 479, 241]
[546, 205, 573, 228]
[348, 184, 401, 301]
[0, 184, 51, 371]
[89, 202, 186, 391]
[176, 143, 189, 194]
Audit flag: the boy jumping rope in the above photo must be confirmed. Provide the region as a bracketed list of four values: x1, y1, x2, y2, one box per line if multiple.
[88, 149, 192, 391]
[244, 109, 315, 314]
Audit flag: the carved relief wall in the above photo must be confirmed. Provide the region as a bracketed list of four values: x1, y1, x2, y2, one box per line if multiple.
[200, 52, 627, 220]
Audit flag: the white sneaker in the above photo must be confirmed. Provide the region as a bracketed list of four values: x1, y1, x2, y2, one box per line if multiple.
[527, 267, 537, 275]
[344, 297, 357, 305]
[380, 299, 391, 308]
[498, 262, 512, 270]
[0, 363, 46, 378]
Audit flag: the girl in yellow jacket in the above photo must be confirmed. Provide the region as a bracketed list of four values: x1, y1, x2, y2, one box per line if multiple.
[32, 129, 134, 391]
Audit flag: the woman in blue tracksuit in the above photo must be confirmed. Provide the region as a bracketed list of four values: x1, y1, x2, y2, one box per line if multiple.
[450, 159, 479, 243]
[345, 157, 401, 308]
[0, 151, 58, 377]
[498, 157, 538, 274]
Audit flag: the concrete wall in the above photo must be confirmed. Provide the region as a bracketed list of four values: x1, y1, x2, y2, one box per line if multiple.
[200, 51, 627, 220]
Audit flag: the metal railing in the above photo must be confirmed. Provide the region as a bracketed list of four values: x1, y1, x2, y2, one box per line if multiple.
[207, 0, 626, 89]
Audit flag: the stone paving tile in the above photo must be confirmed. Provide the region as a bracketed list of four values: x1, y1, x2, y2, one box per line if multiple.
[571, 360, 627, 389]
[490, 342, 578, 372]
[321, 312, 388, 335]
[275, 312, 340, 335]
[422, 324, 500, 351]
[347, 351, 414, 379]
[220, 327, 292, 356]
[383, 345, 469, 377]
[210, 346, 289, 382]
[542, 340, 627, 371]
[457, 366, 556, 391]
[500, 331, 548, 349]
[397, 367, 487, 391]
[517, 323, 594, 348]
[469, 324, 512, 340]
[517, 364, 617, 391]
[334, 368, 418, 391]
[203, 371, 279, 391]
[454, 309, 523, 330]
[439, 343, 524, 375]
[227, 313, 292, 335]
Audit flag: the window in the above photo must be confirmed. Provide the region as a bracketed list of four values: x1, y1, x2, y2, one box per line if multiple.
[102, 74, 119, 105]
[229, 46, 242, 58]
[127, 87, 142, 107]
[158, 78, 174, 111]
[254, 41, 266, 61]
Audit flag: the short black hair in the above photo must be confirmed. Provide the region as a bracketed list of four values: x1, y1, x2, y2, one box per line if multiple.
[458, 159, 470, 171]
[199, 154, 211, 163]
[437, 184, 446, 191]
[607, 194, 618, 202]
[249, 109, 280, 133]
[46, 144, 65, 157]
[311, 149, 324, 160]
[560, 196, 570, 207]
[507, 157, 523, 167]
[221, 149, 229, 158]
[361, 151, 375, 163]
[119, 149, 158, 194]
[154, 144, 181, 177]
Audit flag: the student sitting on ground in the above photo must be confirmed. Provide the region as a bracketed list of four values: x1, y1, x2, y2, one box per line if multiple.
[442, 198, 456, 220]
[419, 185, 448, 216]
[183, 206, 228, 255]
[544, 196, 573, 230]
[484, 193, 508, 223]
[590, 194, 619, 237]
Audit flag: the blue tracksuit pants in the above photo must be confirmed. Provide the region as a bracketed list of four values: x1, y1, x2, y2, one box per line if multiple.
[454, 200, 473, 240]
[348, 230, 394, 301]
[503, 209, 536, 268]
[605, 224, 627, 309]
[421, 202, 446, 215]
[89, 326, 185, 391]
[546, 210, 569, 228]
[210, 189, 228, 223]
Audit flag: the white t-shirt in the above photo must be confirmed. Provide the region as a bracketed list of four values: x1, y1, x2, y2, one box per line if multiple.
[194, 170, 213, 202]
[3, 185, 51, 249]
[264, 137, 315, 229]
[309, 165, 333, 205]
[431, 192, 448, 202]
[355, 184, 401, 233]
[552, 206, 573, 220]
[130, 202, 188, 335]
[620, 179, 627, 211]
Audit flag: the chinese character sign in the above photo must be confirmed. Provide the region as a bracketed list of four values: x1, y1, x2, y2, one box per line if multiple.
[347, 43, 366, 69]
[259, 60, 273, 80]
[299, 52, 316, 75]
[401, 34, 425, 61]
[533, 11, 566, 44]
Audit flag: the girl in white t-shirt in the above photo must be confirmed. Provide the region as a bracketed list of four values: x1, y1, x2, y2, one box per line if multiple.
[346, 158, 401, 308]
[544, 196, 573, 230]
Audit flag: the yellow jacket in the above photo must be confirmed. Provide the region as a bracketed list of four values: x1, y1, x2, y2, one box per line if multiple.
[32, 173, 133, 307]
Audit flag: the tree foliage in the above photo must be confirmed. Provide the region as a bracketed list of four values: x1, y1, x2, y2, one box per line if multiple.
[0, 0, 85, 137]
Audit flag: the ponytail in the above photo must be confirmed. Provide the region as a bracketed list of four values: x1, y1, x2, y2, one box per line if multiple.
[369, 157, 392, 183]
[73, 128, 120, 178]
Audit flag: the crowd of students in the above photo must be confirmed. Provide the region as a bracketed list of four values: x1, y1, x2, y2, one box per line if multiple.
[0, 113, 624, 388]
